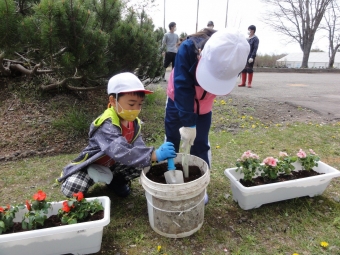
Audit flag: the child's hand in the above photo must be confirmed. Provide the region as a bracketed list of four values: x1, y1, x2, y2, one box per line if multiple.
[155, 142, 177, 162]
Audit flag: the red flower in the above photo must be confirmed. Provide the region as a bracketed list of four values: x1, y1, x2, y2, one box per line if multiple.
[33, 190, 47, 201]
[73, 192, 84, 202]
[62, 201, 71, 213]
[0, 207, 4, 213]
[25, 200, 31, 211]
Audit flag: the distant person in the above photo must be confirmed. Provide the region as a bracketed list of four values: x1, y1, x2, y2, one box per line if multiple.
[58, 73, 176, 198]
[207, 21, 214, 29]
[238, 25, 259, 88]
[161, 22, 179, 82]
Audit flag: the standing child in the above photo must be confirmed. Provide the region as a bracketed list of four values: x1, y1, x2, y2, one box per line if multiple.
[165, 27, 249, 167]
[57, 72, 176, 198]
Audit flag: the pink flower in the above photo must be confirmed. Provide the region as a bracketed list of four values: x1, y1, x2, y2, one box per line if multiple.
[241, 150, 259, 160]
[279, 151, 288, 158]
[309, 149, 316, 155]
[297, 149, 307, 158]
[263, 157, 278, 167]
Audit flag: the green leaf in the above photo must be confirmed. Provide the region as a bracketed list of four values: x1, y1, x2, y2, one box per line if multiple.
[22, 221, 27, 230]
[69, 218, 77, 224]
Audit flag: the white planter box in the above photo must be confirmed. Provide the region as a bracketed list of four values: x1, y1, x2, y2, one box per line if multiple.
[224, 161, 340, 210]
[0, 196, 110, 255]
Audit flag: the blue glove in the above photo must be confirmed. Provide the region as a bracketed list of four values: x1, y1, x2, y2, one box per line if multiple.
[155, 142, 177, 162]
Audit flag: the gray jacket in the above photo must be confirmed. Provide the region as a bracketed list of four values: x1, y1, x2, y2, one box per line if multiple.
[57, 108, 154, 182]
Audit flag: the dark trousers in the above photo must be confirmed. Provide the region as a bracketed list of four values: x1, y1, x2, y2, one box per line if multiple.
[241, 57, 256, 73]
[165, 97, 211, 167]
[164, 52, 177, 69]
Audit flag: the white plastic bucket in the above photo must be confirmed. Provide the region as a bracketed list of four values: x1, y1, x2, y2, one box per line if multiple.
[140, 153, 210, 238]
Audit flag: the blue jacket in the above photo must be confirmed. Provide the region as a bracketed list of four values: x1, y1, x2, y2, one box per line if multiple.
[173, 37, 207, 127]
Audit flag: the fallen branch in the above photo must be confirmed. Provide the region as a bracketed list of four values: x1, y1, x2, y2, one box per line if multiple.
[40, 76, 83, 91]
[14, 51, 37, 65]
[0, 52, 11, 76]
[67, 84, 104, 91]
[9, 63, 53, 75]
[40, 76, 106, 91]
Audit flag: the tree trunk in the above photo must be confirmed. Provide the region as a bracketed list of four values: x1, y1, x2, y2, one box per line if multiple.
[300, 39, 314, 68]
[328, 52, 335, 68]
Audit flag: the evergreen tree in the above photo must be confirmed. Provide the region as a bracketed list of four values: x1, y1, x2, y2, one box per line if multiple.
[0, 0, 163, 91]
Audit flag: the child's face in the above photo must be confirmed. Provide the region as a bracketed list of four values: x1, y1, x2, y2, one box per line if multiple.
[115, 93, 144, 111]
[109, 93, 144, 121]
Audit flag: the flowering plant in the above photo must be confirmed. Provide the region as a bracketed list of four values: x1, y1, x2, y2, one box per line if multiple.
[236, 150, 261, 181]
[296, 149, 320, 170]
[259, 152, 297, 180]
[236, 149, 319, 182]
[20, 190, 51, 230]
[58, 192, 104, 225]
[0, 204, 18, 234]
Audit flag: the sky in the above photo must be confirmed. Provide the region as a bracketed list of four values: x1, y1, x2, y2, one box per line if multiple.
[142, 0, 329, 55]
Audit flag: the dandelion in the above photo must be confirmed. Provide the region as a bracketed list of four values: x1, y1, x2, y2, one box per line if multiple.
[242, 116, 246, 119]
[216, 146, 220, 149]
[292, 253, 299, 255]
[320, 241, 329, 248]
[252, 125, 256, 128]
[214, 99, 217, 103]
[157, 245, 162, 252]
[249, 116, 253, 120]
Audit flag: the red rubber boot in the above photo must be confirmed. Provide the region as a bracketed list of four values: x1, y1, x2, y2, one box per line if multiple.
[248, 73, 253, 88]
[238, 72, 247, 87]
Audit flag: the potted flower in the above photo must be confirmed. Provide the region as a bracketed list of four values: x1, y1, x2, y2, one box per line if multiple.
[225, 149, 340, 210]
[0, 190, 111, 255]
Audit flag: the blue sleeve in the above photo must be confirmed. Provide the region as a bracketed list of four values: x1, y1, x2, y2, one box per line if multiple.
[173, 39, 198, 127]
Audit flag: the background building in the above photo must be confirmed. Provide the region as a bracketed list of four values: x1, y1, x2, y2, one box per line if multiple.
[276, 52, 340, 68]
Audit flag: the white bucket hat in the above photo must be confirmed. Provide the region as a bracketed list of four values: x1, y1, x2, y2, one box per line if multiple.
[107, 72, 153, 95]
[196, 27, 250, 95]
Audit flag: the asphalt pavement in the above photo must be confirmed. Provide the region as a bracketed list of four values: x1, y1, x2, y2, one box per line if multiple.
[164, 71, 340, 120]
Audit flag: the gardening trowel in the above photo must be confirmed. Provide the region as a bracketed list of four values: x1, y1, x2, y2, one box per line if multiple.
[164, 158, 184, 184]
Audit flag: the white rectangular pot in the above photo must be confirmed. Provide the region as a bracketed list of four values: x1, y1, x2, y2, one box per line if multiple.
[0, 196, 110, 255]
[224, 161, 340, 210]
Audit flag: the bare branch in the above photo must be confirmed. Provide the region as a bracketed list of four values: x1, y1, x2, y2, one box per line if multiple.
[40, 76, 83, 91]
[52, 47, 67, 58]
[261, 0, 333, 68]
[0, 52, 11, 76]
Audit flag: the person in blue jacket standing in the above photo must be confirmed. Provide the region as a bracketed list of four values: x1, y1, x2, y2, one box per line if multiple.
[165, 27, 250, 202]
[238, 25, 259, 88]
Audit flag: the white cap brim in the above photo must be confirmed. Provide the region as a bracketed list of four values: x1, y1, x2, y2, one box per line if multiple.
[118, 89, 153, 94]
[196, 59, 238, 96]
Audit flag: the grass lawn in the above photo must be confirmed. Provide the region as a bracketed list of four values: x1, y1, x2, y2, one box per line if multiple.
[1, 87, 340, 255]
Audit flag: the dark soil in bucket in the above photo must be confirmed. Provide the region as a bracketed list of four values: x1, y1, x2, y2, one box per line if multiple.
[240, 169, 324, 187]
[3, 210, 104, 235]
[146, 163, 203, 184]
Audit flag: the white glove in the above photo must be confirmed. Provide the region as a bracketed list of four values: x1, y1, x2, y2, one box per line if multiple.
[87, 164, 113, 184]
[248, 58, 254, 63]
[179, 126, 196, 148]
